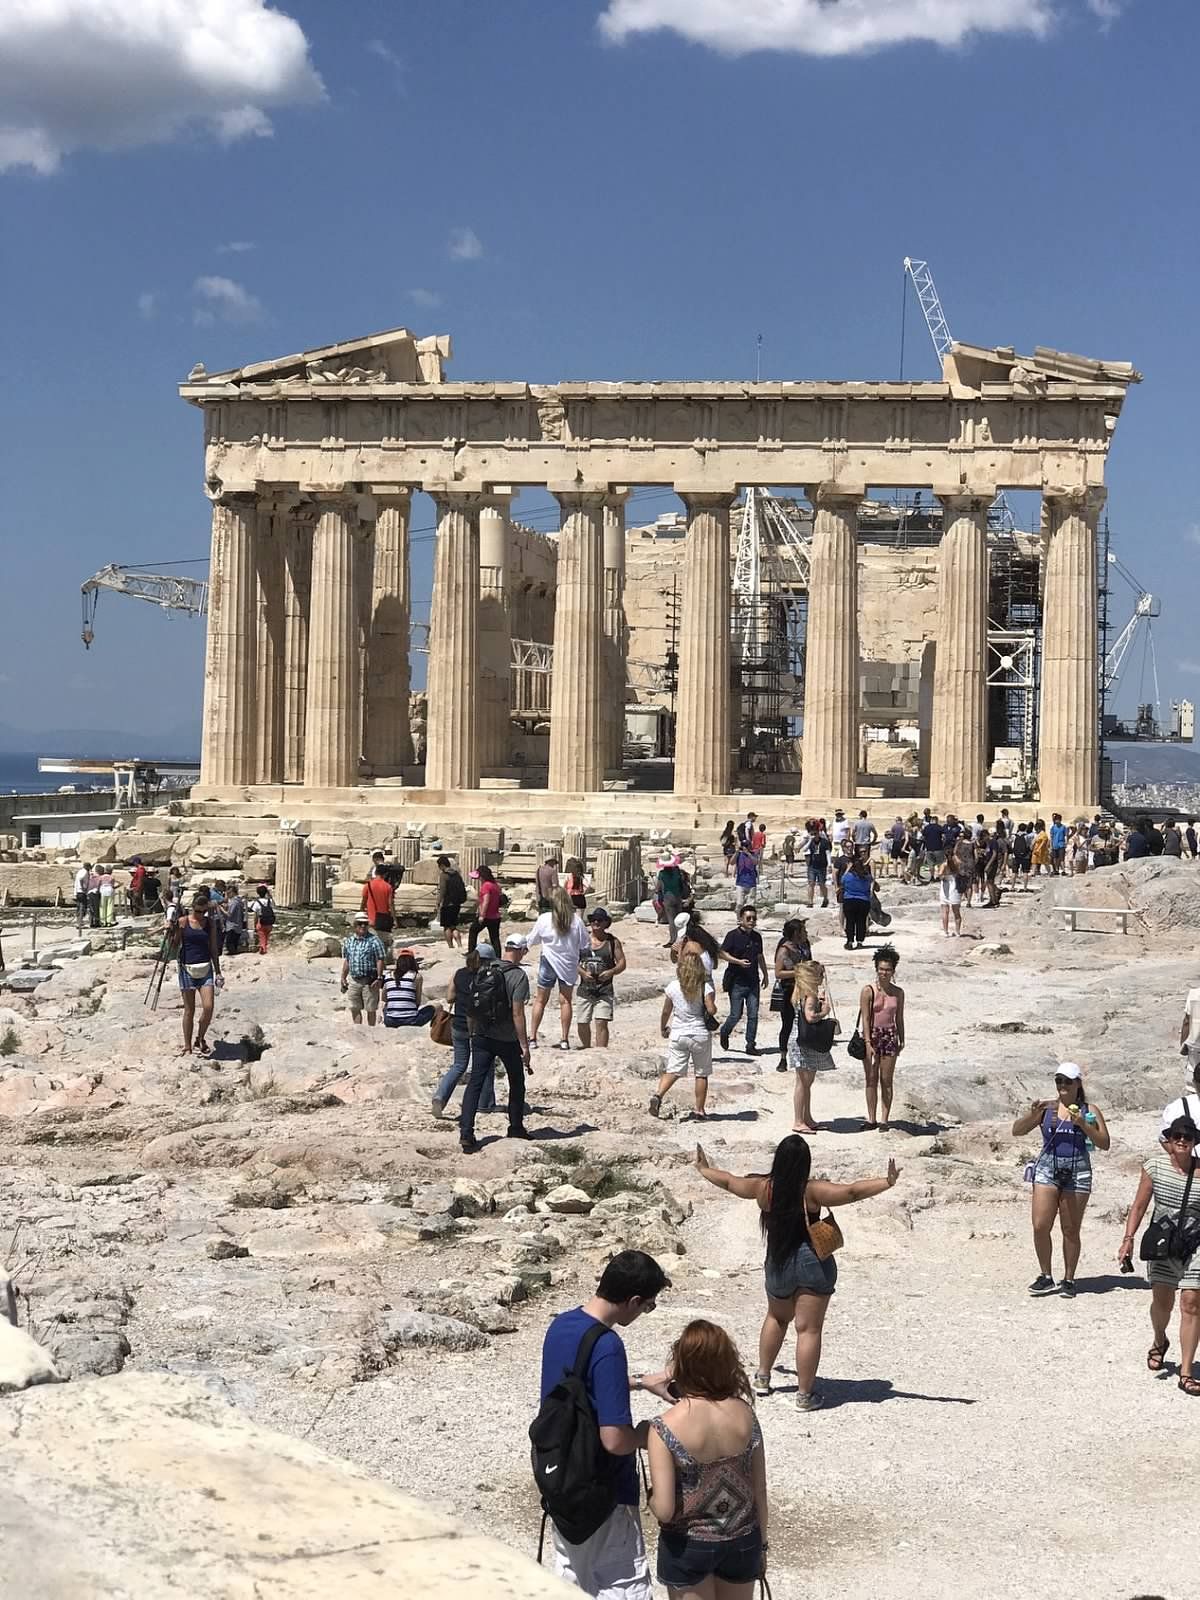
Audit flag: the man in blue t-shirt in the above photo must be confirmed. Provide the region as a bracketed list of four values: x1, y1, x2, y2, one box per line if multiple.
[1049, 813, 1068, 875]
[539, 1251, 672, 1597]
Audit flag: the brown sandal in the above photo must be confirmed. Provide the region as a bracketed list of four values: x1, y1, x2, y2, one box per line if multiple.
[1147, 1340, 1170, 1372]
[1178, 1373, 1200, 1396]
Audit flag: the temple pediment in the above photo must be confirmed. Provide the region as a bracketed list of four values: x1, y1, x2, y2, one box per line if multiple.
[185, 326, 452, 389]
[944, 341, 1142, 396]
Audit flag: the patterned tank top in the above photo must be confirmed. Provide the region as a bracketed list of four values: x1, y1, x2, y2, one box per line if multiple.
[651, 1410, 762, 1542]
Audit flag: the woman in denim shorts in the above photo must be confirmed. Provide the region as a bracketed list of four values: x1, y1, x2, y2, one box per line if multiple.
[696, 1135, 900, 1412]
[647, 1320, 767, 1598]
[1012, 1063, 1110, 1299]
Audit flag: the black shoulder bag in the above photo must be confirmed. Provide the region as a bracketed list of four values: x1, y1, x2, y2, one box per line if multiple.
[847, 985, 872, 1061]
[1140, 1158, 1200, 1263]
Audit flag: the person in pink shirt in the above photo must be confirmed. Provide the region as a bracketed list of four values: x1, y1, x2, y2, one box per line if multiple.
[468, 864, 502, 954]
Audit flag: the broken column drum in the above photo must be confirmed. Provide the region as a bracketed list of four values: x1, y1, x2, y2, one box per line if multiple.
[275, 833, 312, 909]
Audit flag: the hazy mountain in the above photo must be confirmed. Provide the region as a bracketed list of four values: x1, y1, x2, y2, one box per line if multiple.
[1105, 741, 1200, 784]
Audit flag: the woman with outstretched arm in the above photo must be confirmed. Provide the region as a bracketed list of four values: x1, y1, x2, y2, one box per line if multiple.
[696, 1136, 900, 1411]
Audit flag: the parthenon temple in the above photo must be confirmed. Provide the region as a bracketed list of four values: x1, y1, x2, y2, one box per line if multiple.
[180, 327, 1140, 827]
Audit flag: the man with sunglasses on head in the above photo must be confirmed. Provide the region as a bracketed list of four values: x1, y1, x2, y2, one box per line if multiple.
[537, 1251, 673, 1597]
[719, 905, 768, 1056]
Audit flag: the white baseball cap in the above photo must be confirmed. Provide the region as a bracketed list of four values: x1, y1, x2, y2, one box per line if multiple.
[505, 933, 529, 950]
[1054, 1063, 1082, 1081]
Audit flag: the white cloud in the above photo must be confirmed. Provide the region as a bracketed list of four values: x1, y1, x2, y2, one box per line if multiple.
[0, 0, 324, 176]
[598, 0, 1074, 56]
[407, 287, 442, 309]
[368, 37, 405, 85]
[1177, 659, 1200, 676]
[193, 274, 262, 326]
[1186, 525, 1200, 549]
[137, 290, 159, 320]
[448, 226, 483, 262]
[217, 240, 256, 254]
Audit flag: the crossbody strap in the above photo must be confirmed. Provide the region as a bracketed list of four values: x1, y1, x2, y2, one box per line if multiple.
[1175, 1159, 1197, 1233]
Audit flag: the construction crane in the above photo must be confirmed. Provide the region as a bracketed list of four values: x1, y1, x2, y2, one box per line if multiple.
[81, 565, 209, 647]
[902, 257, 953, 361]
[901, 256, 1016, 535]
[1103, 587, 1160, 695]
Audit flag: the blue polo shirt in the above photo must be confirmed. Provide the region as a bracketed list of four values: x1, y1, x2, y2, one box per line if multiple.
[1050, 822, 1068, 850]
[540, 1308, 638, 1507]
[921, 822, 944, 852]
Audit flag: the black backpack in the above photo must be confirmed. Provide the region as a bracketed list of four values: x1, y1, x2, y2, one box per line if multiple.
[468, 960, 510, 1029]
[529, 1322, 618, 1556]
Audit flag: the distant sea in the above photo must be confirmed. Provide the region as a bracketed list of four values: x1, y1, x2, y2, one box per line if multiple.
[0, 754, 110, 796]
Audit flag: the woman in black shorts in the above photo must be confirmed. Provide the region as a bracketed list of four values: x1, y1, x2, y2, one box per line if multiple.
[696, 1136, 900, 1411]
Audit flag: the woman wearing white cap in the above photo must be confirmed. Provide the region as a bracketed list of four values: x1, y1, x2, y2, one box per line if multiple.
[1011, 1064, 1110, 1297]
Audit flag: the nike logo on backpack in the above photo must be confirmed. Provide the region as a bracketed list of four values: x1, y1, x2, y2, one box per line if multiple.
[543, 1465, 558, 1475]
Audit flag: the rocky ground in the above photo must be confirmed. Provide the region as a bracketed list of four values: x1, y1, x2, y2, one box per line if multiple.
[2, 853, 1199, 1597]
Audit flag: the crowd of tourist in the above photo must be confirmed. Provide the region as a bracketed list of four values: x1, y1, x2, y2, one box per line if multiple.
[136, 814, 1200, 1599]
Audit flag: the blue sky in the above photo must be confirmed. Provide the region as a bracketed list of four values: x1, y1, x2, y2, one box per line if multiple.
[1, 0, 1196, 749]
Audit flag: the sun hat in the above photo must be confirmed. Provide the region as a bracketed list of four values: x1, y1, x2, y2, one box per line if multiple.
[352, 911, 369, 923]
[587, 907, 612, 923]
[657, 851, 675, 867]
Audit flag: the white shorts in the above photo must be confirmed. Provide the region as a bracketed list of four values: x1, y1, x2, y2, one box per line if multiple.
[552, 1505, 652, 1600]
[938, 880, 961, 907]
[666, 1035, 712, 1078]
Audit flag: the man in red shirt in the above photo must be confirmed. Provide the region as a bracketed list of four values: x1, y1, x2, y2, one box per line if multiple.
[128, 857, 147, 916]
[361, 870, 396, 951]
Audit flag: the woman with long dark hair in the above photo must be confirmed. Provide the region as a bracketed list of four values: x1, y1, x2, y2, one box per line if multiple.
[672, 913, 723, 978]
[646, 1319, 768, 1598]
[696, 1136, 900, 1410]
[720, 820, 737, 876]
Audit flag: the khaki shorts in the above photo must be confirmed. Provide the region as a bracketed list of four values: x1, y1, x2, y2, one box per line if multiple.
[666, 1035, 712, 1078]
[346, 977, 379, 1017]
[576, 991, 614, 1023]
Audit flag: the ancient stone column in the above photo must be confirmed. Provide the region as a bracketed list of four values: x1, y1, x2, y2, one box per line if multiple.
[303, 493, 359, 789]
[802, 488, 861, 799]
[562, 829, 587, 868]
[1038, 488, 1103, 809]
[364, 490, 414, 774]
[673, 493, 736, 797]
[478, 491, 514, 772]
[254, 502, 286, 785]
[931, 492, 991, 803]
[354, 515, 375, 770]
[593, 846, 630, 909]
[425, 491, 482, 790]
[275, 831, 312, 908]
[281, 506, 314, 784]
[602, 490, 629, 773]
[548, 489, 606, 793]
[395, 835, 421, 869]
[199, 492, 258, 788]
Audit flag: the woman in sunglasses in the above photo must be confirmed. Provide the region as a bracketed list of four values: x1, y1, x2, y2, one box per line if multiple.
[1011, 1063, 1110, 1297]
[1118, 1113, 1200, 1394]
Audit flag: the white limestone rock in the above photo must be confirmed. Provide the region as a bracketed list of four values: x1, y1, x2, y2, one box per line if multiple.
[0, 1372, 574, 1597]
[300, 929, 342, 960]
[0, 1321, 60, 1394]
[542, 1184, 594, 1215]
